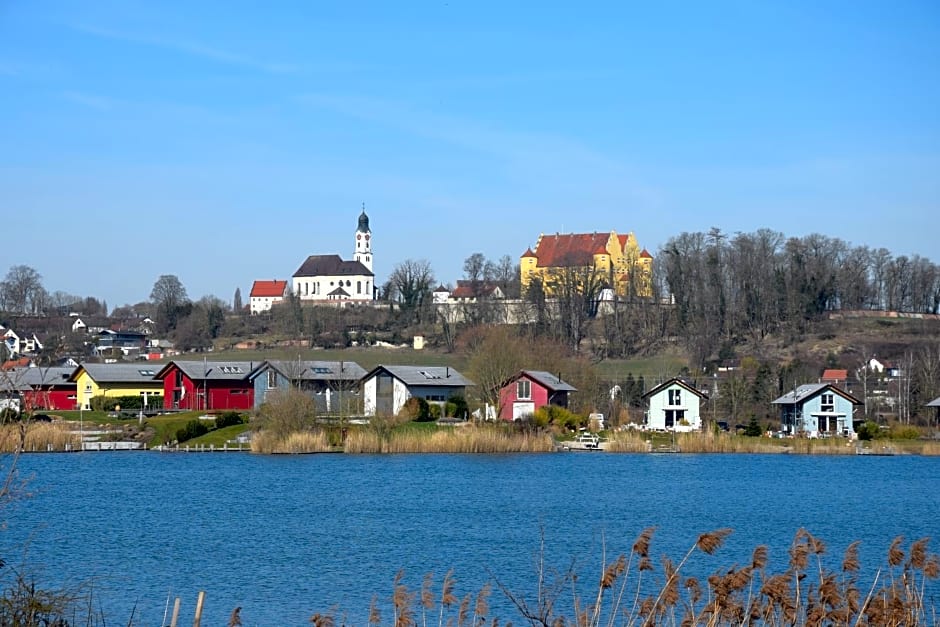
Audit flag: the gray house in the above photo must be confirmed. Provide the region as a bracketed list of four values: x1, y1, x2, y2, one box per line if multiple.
[772, 383, 861, 437]
[248, 360, 366, 415]
[362, 365, 474, 417]
[642, 378, 708, 431]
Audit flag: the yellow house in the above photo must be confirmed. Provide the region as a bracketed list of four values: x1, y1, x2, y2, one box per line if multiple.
[69, 364, 164, 410]
[520, 231, 653, 298]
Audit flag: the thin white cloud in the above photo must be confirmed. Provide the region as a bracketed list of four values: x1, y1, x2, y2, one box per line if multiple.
[71, 23, 298, 75]
[298, 92, 664, 207]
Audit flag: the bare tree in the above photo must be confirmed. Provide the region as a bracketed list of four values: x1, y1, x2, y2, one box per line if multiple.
[388, 259, 435, 322]
[0, 265, 46, 315]
[150, 274, 190, 332]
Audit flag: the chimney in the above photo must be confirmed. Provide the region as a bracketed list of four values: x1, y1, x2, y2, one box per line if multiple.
[557, 372, 562, 383]
[446, 366, 450, 378]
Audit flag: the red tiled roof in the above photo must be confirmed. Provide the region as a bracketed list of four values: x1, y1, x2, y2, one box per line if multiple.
[532, 233, 610, 267]
[251, 280, 288, 298]
[521, 247, 536, 258]
[451, 281, 499, 298]
[2, 357, 31, 370]
[821, 369, 848, 381]
[639, 248, 653, 259]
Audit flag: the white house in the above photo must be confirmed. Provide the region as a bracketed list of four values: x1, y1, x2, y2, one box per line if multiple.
[642, 378, 708, 431]
[291, 210, 375, 303]
[362, 365, 474, 417]
[249, 280, 288, 314]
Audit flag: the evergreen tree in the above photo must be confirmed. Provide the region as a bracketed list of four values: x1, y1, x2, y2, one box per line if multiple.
[233, 287, 243, 312]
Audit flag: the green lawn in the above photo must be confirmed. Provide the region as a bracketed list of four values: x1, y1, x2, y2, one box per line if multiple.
[185, 423, 251, 448]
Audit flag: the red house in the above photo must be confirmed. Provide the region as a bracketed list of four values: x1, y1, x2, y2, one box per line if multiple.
[14, 367, 77, 411]
[155, 360, 255, 411]
[498, 370, 577, 421]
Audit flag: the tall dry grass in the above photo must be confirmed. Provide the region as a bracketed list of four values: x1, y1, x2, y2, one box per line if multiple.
[304, 529, 940, 626]
[606, 430, 863, 455]
[0, 423, 78, 452]
[250, 429, 331, 454]
[344, 425, 554, 454]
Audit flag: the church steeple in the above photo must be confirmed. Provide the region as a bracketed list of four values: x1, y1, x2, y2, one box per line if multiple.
[354, 203, 373, 272]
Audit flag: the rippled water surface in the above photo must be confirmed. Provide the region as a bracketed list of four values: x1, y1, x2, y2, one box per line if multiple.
[3, 452, 939, 625]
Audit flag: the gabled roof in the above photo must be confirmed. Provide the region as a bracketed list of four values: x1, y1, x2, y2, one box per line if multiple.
[639, 248, 653, 259]
[926, 397, 940, 408]
[772, 383, 861, 406]
[69, 363, 164, 384]
[821, 369, 848, 381]
[9, 367, 75, 387]
[364, 365, 475, 388]
[503, 370, 577, 393]
[530, 232, 611, 268]
[154, 360, 256, 381]
[250, 280, 288, 298]
[451, 281, 503, 299]
[249, 360, 366, 382]
[2, 357, 31, 370]
[642, 377, 708, 400]
[328, 286, 350, 297]
[293, 254, 373, 278]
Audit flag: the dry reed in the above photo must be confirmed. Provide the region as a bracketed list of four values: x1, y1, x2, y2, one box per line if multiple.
[250, 429, 331, 454]
[344, 425, 554, 454]
[304, 529, 940, 626]
[605, 429, 869, 455]
[0, 423, 78, 452]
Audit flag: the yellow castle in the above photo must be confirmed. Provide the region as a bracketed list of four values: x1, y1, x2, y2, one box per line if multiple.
[520, 231, 653, 298]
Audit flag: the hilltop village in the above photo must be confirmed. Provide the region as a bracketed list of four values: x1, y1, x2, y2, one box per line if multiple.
[2, 206, 940, 437]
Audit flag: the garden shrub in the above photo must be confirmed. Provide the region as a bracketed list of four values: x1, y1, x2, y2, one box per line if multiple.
[446, 394, 468, 419]
[176, 419, 209, 443]
[428, 404, 442, 420]
[215, 411, 244, 428]
[533, 405, 584, 431]
[399, 397, 430, 421]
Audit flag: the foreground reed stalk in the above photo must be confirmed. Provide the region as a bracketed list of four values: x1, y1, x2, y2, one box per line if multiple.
[304, 529, 939, 626]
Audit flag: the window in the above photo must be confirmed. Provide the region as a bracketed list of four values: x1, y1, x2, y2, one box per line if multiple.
[175, 371, 183, 387]
[357, 281, 362, 294]
[668, 389, 682, 405]
[267, 370, 277, 389]
[517, 379, 531, 399]
[821, 393, 834, 413]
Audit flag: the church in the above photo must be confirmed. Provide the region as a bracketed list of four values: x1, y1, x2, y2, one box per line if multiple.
[291, 209, 376, 302]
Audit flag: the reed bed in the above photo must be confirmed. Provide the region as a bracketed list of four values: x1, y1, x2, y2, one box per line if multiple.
[0, 423, 78, 452]
[305, 528, 940, 626]
[606, 430, 865, 455]
[250, 429, 331, 454]
[344, 425, 555, 454]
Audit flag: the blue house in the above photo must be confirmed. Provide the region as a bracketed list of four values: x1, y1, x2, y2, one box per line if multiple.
[772, 383, 861, 437]
[248, 360, 366, 415]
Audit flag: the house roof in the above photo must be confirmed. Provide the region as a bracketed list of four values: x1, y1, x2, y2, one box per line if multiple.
[642, 377, 708, 400]
[154, 360, 256, 381]
[530, 232, 611, 268]
[772, 383, 861, 406]
[328, 286, 350, 297]
[451, 281, 503, 299]
[364, 365, 475, 388]
[249, 360, 366, 382]
[9, 367, 75, 387]
[926, 397, 940, 408]
[821, 369, 848, 380]
[639, 248, 653, 259]
[2, 357, 31, 370]
[250, 280, 288, 298]
[293, 254, 373, 278]
[505, 370, 577, 392]
[68, 363, 164, 384]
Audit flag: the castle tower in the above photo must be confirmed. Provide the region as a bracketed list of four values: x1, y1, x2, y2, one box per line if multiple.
[354, 204, 373, 272]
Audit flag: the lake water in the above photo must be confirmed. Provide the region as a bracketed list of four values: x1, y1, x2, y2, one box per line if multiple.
[3, 452, 939, 626]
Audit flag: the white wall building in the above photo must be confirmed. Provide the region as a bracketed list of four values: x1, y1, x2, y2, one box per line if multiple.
[291, 209, 376, 303]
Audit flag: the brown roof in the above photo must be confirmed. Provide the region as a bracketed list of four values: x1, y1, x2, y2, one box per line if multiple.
[251, 280, 288, 298]
[531, 233, 610, 267]
[821, 369, 848, 381]
[639, 248, 653, 259]
[451, 281, 500, 299]
[293, 255, 373, 278]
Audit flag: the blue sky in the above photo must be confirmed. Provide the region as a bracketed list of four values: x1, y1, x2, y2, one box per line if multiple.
[2, 1, 938, 307]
